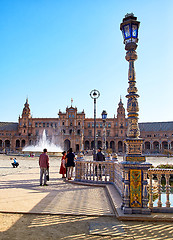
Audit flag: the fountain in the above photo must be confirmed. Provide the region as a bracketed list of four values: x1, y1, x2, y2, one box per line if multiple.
[22, 130, 62, 156]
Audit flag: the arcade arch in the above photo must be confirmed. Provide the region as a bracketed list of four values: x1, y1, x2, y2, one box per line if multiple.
[162, 141, 168, 150]
[98, 141, 102, 149]
[118, 141, 123, 152]
[16, 140, 20, 148]
[64, 139, 71, 151]
[110, 141, 115, 152]
[145, 141, 151, 150]
[5, 140, 10, 149]
[21, 140, 25, 148]
[84, 140, 90, 150]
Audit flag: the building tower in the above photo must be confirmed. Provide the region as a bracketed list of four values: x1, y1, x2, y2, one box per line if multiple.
[19, 98, 32, 137]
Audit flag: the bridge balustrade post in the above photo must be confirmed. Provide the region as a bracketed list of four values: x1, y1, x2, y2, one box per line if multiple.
[148, 172, 153, 208]
[165, 173, 171, 208]
[157, 174, 162, 208]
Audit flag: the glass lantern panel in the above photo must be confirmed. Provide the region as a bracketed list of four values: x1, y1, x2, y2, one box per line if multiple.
[132, 24, 138, 38]
[122, 30, 125, 40]
[102, 115, 107, 119]
[123, 24, 131, 39]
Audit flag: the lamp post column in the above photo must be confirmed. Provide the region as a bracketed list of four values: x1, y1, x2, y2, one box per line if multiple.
[103, 119, 106, 153]
[101, 110, 107, 156]
[120, 13, 152, 214]
[90, 90, 100, 161]
[94, 98, 96, 158]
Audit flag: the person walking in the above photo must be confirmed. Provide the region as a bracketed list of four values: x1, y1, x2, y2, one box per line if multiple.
[66, 148, 75, 180]
[95, 147, 105, 179]
[59, 151, 66, 178]
[39, 148, 49, 186]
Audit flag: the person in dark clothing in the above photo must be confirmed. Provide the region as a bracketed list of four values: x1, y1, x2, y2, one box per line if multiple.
[95, 147, 105, 178]
[66, 148, 75, 180]
[96, 147, 105, 161]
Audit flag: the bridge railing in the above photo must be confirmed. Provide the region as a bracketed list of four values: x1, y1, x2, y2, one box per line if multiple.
[75, 160, 120, 183]
[75, 159, 173, 212]
[148, 168, 173, 212]
[75, 159, 124, 193]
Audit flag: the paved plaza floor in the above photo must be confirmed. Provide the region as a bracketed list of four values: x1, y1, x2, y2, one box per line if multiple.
[0, 155, 173, 239]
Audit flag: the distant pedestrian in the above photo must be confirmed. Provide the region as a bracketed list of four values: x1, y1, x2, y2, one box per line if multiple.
[11, 158, 19, 168]
[66, 148, 75, 180]
[59, 151, 66, 178]
[96, 147, 105, 161]
[95, 147, 105, 179]
[39, 148, 49, 186]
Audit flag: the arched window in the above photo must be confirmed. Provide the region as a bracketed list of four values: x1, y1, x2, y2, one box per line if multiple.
[5, 140, 10, 148]
[16, 140, 20, 148]
[145, 141, 151, 150]
[162, 141, 168, 150]
[77, 130, 80, 135]
[21, 140, 25, 147]
[118, 141, 123, 152]
[98, 141, 102, 149]
[0, 140, 2, 148]
[91, 141, 94, 149]
[110, 141, 115, 151]
[85, 141, 90, 150]
[64, 139, 71, 151]
[171, 141, 173, 150]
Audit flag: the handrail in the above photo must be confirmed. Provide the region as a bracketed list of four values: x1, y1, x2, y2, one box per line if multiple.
[148, 168, 173, 211]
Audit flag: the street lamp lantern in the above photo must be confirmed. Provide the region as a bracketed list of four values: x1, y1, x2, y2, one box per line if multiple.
[120, 13, 140, 50]
[90, 89, 100, 100]
[101, 110, 107, 120]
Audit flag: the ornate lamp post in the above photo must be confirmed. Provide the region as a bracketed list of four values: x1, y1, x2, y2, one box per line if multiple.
[101, 110, 107, 155]
[120, 13, 152, 214]
[90, 89, 100, 160]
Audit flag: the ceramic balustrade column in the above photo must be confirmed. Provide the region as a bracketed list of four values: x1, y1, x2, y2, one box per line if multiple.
[86, 163, 89, 180]
[109, 162, 114, 182]
[89, 162, 91, 179]
[121, 169, 125, 205]
[123, 170, 130, 209]
[142, 170, 149, 209]
[165, 173, 171, 208]
[157, 173, 162, 208]
[148, 172, 153, 208]
[79, 162, 82, 180]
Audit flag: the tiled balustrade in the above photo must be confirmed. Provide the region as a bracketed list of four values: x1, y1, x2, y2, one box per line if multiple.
[75, 159, 173, 213]
[75, 159, 123, 193]
[148, 168, 173, 212]
[75, 160, 117, 183]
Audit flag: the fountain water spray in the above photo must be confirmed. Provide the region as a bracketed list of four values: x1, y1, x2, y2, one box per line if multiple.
[22, 130, 62, 155]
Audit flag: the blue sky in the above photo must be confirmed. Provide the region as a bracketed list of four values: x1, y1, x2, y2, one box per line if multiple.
[0, 0, 172, 122]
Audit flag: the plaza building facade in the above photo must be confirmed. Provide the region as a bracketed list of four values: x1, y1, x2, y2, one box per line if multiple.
[0, 98, 173, 154]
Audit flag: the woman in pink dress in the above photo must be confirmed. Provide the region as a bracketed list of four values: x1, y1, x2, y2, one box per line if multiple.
[59, 151, 66, 178]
